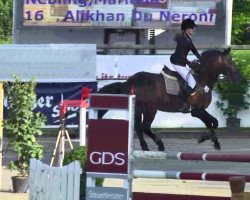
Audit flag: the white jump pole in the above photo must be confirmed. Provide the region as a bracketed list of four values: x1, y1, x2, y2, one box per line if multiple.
[225, 0, 233, 46]
[79, 107, 86, 146]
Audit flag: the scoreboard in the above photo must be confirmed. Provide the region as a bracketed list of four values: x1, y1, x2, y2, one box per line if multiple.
[23, 0, 221, 28]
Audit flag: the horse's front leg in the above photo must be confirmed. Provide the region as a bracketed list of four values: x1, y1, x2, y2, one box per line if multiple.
[209, 127, 221, 150]
[191, 108, 221, 150]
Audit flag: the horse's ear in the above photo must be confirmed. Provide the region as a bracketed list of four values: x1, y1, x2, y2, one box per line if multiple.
[223, 47, 231, 55]
[218, 56, 223, 64]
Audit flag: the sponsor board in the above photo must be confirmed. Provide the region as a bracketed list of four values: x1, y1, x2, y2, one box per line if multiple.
[87, 119, 129, 174]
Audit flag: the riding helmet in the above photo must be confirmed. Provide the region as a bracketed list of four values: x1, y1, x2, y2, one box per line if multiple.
[181, 18, 197, 31]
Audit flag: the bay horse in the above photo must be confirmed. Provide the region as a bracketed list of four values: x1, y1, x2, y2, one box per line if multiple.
[98, 48, 241, 151]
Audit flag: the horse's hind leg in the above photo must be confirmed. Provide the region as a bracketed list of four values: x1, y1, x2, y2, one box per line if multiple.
[143, 128, 165, 151]
[142, 109, 165, 151]
[135, 112, 149, 151]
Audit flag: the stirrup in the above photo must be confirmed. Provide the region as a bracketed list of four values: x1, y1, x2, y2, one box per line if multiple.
[190, 91, 197, 96]
[190, 85, 205, 96]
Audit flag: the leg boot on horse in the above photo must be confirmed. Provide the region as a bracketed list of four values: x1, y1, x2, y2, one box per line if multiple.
[189, 93, 222, 150]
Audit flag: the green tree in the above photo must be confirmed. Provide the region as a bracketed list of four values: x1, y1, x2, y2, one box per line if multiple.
[0, 0, 12, 41]
[3, 76, 46, 176]
[232, 0, 250, 44]
[233, 0, 250, 12]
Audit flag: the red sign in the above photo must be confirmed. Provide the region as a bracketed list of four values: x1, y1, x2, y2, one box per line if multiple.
[87, 119, 129, 174]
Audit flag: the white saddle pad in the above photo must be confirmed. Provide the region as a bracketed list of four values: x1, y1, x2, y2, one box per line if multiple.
[160, 71, 180, 96]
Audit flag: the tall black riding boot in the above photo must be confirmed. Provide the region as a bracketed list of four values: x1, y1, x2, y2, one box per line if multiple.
[178, 85, 194, 113]
[178, 94, 190, 113]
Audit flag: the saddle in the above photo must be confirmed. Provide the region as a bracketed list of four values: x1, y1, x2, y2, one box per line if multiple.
[161, 65, 190, 96]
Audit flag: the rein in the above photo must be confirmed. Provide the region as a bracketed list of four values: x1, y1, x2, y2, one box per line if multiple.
[187, 59, 219, 90]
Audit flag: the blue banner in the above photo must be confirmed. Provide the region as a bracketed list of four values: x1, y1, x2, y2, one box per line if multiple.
[4, 82, 97, 126]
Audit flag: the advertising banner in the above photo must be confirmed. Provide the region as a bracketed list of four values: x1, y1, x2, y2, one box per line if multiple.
[86, 187, 127, 200]
[87, 119, 129, 174]
[4, 82, 97, 126]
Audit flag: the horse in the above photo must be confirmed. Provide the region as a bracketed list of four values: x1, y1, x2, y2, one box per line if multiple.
[97, 48, 241, 151]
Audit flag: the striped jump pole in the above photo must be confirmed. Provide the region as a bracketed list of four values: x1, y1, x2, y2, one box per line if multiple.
[133, 170, 250, 182]
[133, 192, 230, 200]
[133, 192, 231, 200]
[133, 151, 250, 163]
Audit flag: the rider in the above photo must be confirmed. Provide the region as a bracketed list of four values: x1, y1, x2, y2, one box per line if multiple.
[170, 18, 201, 110]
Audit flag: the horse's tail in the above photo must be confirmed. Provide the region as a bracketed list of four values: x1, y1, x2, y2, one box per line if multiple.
[98, 82, 125, 95]
[97, 82, 126, 119]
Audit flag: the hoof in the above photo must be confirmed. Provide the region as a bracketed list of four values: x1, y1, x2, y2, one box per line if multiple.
[197, 135, 209, 144]
[157, 141, 165, 151]
[158, 145, 165, 152]
[198, 136, 205, 144]
[214, 142, 221, 150]
[141, 146, 150, 151]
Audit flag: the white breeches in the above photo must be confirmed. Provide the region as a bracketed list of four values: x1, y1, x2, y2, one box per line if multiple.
[172, 64, 196, 89]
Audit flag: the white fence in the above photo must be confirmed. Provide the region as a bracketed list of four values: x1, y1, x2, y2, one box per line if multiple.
[29, 158, 82, 200]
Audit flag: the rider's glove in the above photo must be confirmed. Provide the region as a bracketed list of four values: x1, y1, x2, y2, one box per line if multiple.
[189, 60, 201, 70]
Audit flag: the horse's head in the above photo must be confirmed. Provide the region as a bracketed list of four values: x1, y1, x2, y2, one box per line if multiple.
[220, 48, 241, 82]
[201, 48, 241, 83]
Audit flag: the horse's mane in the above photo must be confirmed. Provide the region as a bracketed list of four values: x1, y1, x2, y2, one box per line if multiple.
[201, 49, 223, 58]
[200, 49, 223, 65]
